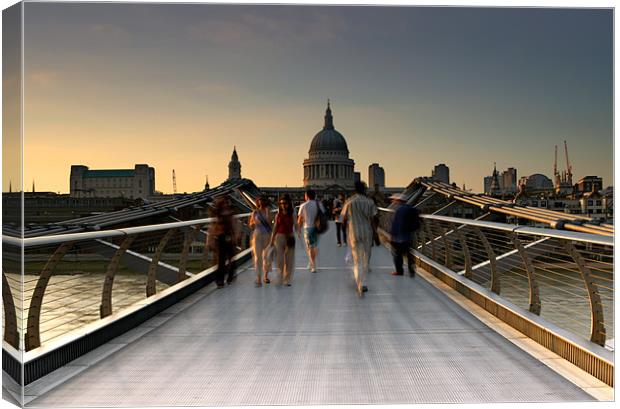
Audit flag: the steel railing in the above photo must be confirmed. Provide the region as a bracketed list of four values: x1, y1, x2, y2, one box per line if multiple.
[377, 208, 613, 347]
[2, 212, 255, 352]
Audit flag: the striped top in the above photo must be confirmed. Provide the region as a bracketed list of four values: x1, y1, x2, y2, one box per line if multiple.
[341, 194, 377, 245]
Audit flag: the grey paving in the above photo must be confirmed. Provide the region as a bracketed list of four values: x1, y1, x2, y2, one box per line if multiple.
[28, 223, 592, 406]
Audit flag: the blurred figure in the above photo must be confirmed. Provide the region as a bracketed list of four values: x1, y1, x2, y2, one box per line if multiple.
[271, 194, 298, 286]
[249, 195, 273, 286]
[333, 193, 347, 246]
[209, 196, 238, 288]
[298, 190, 325, 273]
[342, 181, 377, 295]
[389, 194, 419, 277]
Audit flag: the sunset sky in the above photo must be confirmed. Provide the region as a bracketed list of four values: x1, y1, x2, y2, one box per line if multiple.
[3, 3, 613, 193]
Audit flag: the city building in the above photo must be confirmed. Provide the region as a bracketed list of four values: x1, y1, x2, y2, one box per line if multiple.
[70, 164, 155, 199]
[483, 164, 516, 195]
[580, 187, 607, 220]
[501, 167, 517, 194]
[3, 192, 136, 224]
[228, 147, 242, 180]
[575, 176, 603, 196]
[431, 164, 450, 184]
[368, 163, 385, 190]
[519, 174, 554, 192]
[483, 175, 493, 195]
[303, 101, 355, 190]
[354, 172, 361, 184]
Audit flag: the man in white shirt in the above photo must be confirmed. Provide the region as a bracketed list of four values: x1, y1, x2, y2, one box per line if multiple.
[297, 189, 325, 273]
[342, 181, 378, 295]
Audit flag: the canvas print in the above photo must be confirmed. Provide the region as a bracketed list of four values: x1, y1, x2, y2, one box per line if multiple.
[1, 1, 614, 407]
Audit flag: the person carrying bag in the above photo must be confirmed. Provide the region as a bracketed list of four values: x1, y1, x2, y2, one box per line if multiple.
[249, 195, 273, 286]
[270, 194, 298, 286]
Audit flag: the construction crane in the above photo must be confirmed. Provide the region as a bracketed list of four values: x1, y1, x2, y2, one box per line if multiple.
[553, 145, 560, 188]
[564, 140, 573, 185]
[172, 169, 177, 194]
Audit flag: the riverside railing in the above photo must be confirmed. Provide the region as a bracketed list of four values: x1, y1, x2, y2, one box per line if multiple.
[378, 208, 613, 347]
[378, 208, 614, 386]
[2, 212, 255, 354]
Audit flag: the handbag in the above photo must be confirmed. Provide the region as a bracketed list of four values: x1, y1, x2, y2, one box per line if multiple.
[314, 200, 329, 234]
[255, 210, 272, 232]
[264, 245, 274, 273]
[286, 235, 296, 248]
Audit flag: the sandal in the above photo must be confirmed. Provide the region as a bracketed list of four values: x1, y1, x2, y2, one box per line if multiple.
[264, 278, 270, 284]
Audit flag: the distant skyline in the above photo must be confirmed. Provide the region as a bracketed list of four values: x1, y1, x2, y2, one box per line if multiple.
[3, 3, 613, 193]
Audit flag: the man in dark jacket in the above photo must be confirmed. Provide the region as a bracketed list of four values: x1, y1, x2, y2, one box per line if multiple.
[389, 194, 419, 277]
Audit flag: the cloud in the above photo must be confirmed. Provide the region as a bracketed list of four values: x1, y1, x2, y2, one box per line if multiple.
[187, 11, 348, 48]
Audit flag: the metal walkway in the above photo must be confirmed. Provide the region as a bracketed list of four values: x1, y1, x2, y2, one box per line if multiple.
[27, 224, 592, 406]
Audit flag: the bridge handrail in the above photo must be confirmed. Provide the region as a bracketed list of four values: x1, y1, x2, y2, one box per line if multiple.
[2, 212, 253, 248]
[377, 206, 614, 386]
[2, 210, 260, 355]
[377, 207, 613, 246]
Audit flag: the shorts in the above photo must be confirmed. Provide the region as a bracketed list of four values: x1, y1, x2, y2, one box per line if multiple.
[304, 227, 319, 248]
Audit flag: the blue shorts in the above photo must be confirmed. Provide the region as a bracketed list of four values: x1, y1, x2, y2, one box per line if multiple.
[304, 227, 319, 248]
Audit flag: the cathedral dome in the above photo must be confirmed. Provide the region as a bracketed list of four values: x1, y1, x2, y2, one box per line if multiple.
[309, 101, 349, 154]
[310, 129, 349, 153]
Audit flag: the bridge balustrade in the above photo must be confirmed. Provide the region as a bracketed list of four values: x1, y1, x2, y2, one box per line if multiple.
[377, 209, 613, 347]
[2, 212, 255, 354]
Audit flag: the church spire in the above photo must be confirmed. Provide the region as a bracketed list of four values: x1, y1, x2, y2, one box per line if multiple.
[323, 99, 334, 130]
[228, 146, 241, 180]
[231, 145, 238, 161]
[490, 162, 501, 194]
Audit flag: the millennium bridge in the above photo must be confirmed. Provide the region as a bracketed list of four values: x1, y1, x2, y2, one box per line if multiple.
[2, 178, 614, 405]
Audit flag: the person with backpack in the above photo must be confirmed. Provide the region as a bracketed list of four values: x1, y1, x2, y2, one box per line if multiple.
[208, 196, 239, 288]
[389, 193, 420, 277]
[249, 195, 273, 287]
[341, 181, 377, 295]
[333, 193, 347, 246]
[297, 189, 326, 273]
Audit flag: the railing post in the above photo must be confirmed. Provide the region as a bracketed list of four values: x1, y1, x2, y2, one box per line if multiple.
[451, 223, 472, 278]
[472, 227, 500, 294]
[440, 223, 453, 269]
[100, 235, 136, 318]
[562, 240, 606, 346]
[2, 271, 19, 349]
[26, 242, 74, 350]
[419, 223, 428, 256]
[146, 229, 177, 297]
[511, 234, 541, 315]
[425, 219, 437, 260]
[201, 232, 211, 270]
[178, 226, 201, 282]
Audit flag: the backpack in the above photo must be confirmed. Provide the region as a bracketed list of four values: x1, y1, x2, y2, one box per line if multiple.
[314, 200, 329, 234]
[408, 207, 421, 232]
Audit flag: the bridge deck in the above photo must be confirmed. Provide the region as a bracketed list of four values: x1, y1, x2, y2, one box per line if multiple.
[28, 223, 591, 405]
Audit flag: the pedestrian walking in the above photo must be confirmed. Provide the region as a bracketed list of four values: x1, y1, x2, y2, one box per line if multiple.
[389, 194, 420, 277]
[333, 193, 347, 246]
[270, 194, 298, 286]
[208, 196, 238, 288]
[298, 190, 325, 273]
[249, 195, 273, 286]
[341, 181, 378, 295]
